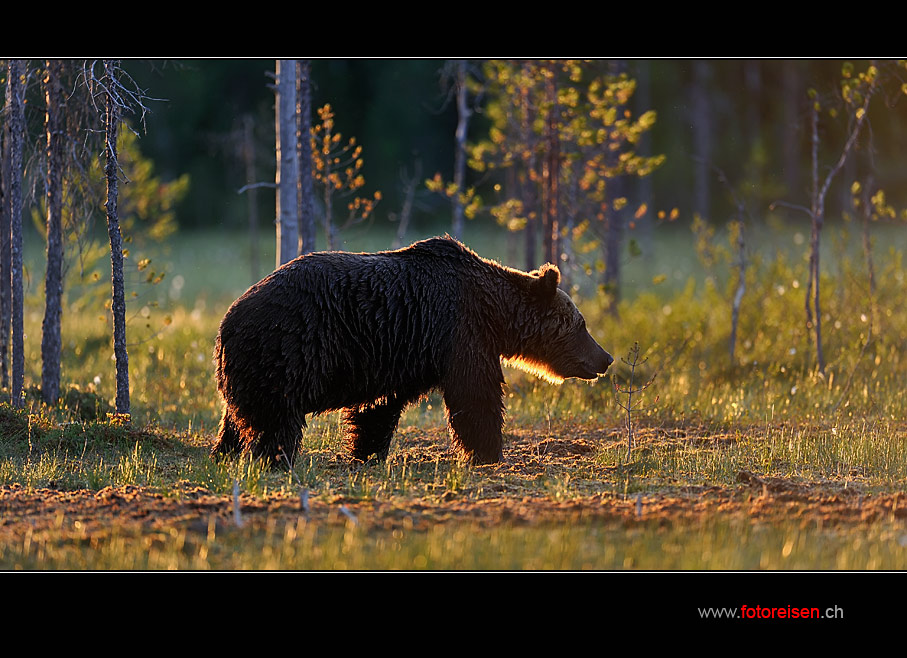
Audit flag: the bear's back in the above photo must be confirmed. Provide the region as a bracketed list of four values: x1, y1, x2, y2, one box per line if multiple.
[218, 237, 485, 408]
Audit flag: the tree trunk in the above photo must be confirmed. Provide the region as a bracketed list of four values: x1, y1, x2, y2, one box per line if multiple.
[805, 79, 873, 375]
[859, 177, 876, 300]
[275, 59, 299, 266]
[561, 174, 578, 293]
[542, 70, 559, 267]
[392, 161, 420, 249]
[452, 59, 471, 240]
[42, 59, 65, 405]
[7, 60, 25, 408]
[729, 204, 747, 364]
[0, 76, 11, 391]
[104, 60, 130, 415]
[519, 67, 538, 271]
[806, 102, 826, 374]
[296, 59, 316, 256]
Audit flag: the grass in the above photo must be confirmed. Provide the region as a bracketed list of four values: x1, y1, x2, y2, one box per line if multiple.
[5, 516, 907, 571]
[2, 219, 907, 570]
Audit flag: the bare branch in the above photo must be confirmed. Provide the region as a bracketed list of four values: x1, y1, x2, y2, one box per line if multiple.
[816, 87, 874, 211]
[769, 200, 812, 217]
[612, 342, 657, 459]
[237, 181, 277, 194]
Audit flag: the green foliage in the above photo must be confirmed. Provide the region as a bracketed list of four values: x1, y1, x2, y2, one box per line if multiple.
[850, 180, 907, 224]
[691, 213, 725, 268]
[33, 127, 189, 246]
[311, 103, 381, 233]
[839, 61, 878, 109]
[425, 173, 481, 220]
[430, 60, 666, 260]
[33, 127, 188, 343]
[116, 131, 190, 243]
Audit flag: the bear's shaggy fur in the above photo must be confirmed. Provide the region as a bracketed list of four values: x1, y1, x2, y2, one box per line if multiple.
[212, 236, 612, 466]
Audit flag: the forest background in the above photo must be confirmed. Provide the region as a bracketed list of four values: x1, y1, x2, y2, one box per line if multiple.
[3, 58, 907, 426]
[3, 58, 907, 572]
[1, 57, 905, 428]
[131, 59, 907, 238]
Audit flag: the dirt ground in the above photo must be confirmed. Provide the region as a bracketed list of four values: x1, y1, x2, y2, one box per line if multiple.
[1, 474, 904, 539]
[2, 426, 905, 543]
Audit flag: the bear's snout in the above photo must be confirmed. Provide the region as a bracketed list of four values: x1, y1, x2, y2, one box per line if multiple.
[589, 344, 613, 377]
[598, 350, 614, 374]
[570, 331, 613, 380]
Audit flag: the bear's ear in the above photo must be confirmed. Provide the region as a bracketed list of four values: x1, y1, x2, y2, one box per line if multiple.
[531, 263, 560, 302]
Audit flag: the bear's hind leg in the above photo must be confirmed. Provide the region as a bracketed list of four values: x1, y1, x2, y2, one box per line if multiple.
[212, 410, 244, 458]
[345, 397, 406, 461]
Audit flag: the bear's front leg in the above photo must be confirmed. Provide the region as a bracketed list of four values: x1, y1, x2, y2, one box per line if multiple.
[442, 361, 506, 465]
[345, 397, 406, 461]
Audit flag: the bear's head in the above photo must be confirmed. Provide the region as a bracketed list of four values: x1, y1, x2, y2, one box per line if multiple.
[503, 264, 614, 384]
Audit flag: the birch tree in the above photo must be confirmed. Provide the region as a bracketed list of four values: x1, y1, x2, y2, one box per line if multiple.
[296, 59, 316, 256]
[469, 60, 663, 292]
[465, 60, 549, 268]
[103, 62, 129, 414]
[805, 67, 875, 375]
[41, 59, 65, 404]
[441, 59, 479, 240]
[6, 60, 25, 408]
[270, 61, 372, 258]
[0, 66, 11, 391]
[541, 62, 561, 267]
[423, 61, 483, 245]
[772, 62, 877, 375]
[84, 59, 153, 416]
[275, 59, 299, 266]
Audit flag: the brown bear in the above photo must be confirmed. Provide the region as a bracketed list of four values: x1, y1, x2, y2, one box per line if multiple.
[212, 236, 612, 467]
